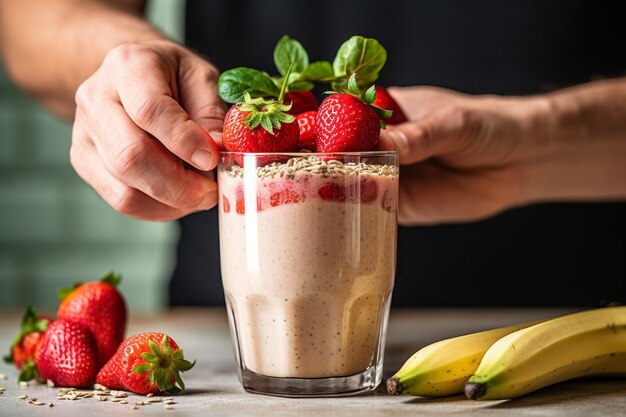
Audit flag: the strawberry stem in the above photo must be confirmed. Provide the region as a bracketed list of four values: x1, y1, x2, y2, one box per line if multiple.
[240, 93, 295, 134]
[277, 61, 296, 103]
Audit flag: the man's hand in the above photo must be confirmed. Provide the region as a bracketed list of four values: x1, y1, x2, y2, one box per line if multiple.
[71, 40, 226, 221]
[379, 87, 549, 225]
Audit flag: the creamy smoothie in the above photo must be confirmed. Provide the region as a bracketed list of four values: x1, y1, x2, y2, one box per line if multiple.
[218, 155, 398, 379]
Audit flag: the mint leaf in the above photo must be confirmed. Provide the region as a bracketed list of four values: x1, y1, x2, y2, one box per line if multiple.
[273, 35, 309, 76]
[332, 36, 387, 88]
[298, 61, 335, 82]
[288, 81, 315, 91]
[218, 67, 280, 104]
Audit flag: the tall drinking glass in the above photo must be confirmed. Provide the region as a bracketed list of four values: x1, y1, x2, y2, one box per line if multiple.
[218, 151, 398, 397]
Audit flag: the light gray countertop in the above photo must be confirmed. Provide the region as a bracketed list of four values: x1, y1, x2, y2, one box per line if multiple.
[1, 307, 625, 417]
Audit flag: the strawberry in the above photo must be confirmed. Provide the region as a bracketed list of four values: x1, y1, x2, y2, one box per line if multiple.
[57, 272, 127, 368]
[372, 86, 407, 124]
[315, 74, 392, 153]
[222, 195, 231, 213]
[36, 320, 98, 387]
[318, 178, 379, 203]
[296, 110, 318, 151]
[316, 93, 381, 152]
[96, 332, 195, 395]
[3, 306, 51, 382]
[285, 90, 318, 115]
[318, 182, 346, 202]
[222, 93, 300, 166]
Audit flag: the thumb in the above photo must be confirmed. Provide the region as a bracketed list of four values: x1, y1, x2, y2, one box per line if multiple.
[379, 107, 473, 165]
[179, 60, 227, 149]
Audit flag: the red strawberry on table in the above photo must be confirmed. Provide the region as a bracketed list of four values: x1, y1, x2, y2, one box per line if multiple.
[296, 110, 318, 151]
[372, 86, 407, 124]
[36, 320, 98, 387]
[316, 74, 392, 153]
[223, 92, 300, 166]
[4, 306, 51, 382]
[57, 272, 127, 368]
[285, 90, 318, 115]
[96, 332, 195, 395]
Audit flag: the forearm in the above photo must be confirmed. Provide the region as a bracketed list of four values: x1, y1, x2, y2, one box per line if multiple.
[521, 77, 626, 204]
[0, 0, 165, 118]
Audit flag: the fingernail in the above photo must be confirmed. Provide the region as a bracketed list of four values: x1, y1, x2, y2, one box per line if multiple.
[208, 130, 223, 142]
[192, 150, 213, 171]
[387, 129, 409, 154]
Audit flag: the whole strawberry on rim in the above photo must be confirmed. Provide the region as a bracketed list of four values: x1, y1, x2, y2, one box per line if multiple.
[316, 74, 393, 153]
[222, 63, 301, 166]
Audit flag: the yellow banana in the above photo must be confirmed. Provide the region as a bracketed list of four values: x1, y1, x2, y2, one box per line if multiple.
[386, 318, 545, 397]
[465, 306, 626, 400]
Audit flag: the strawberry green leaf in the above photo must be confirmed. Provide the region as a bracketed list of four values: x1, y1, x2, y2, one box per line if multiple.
[346, 74, 361, 97]
[363, 85, 377, 104]
[218, 67, 280, 104]
[174, 359, 195, 372]
[148, 339, 160, 357]
[18, 359, 40, 382]
[332, 36, 387, 88]
[173, 370, 185, 391]
[132, 335, 196, 394]
[132, 363, 151, 374]
[58, 282, 82, 301]
[273, 35, 309, 77]
[5, 306, 50, 364]
[100, 271, 122, 287]
[160, 335, 171, 357]
[240, 93, 295, 134]
[371, 104, 393, 119]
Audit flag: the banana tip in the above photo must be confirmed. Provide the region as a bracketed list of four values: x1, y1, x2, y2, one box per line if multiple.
[386, 377, 402, 395]
[464, 382, 486, 400]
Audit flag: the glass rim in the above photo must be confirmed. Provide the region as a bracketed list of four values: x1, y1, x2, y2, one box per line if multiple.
[219, 150, 398, 157]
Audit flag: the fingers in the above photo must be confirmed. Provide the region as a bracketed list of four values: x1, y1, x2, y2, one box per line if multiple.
[109, 45, 220, 171]
[77, 99, 218, 210]
[71, 121, 216, 221]
[178, 58, 227, 147]
[379, 106, 482, 165]
[396, 161, 520, 226]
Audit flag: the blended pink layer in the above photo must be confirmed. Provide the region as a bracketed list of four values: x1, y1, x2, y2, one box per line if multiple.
[219, 170, 398, 378]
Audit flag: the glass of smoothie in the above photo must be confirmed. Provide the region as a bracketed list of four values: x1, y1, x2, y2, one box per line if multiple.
[217, 151, 398, 397]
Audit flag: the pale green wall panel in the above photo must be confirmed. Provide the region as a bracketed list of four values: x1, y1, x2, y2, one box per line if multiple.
[0, 0, 186, 312]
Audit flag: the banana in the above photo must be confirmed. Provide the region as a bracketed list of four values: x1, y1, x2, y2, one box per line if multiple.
[386, 318, 545, 397]
[465, 306, 626, 400]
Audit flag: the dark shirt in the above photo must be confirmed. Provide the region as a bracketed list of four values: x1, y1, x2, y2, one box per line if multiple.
[171, 0, 626, 307]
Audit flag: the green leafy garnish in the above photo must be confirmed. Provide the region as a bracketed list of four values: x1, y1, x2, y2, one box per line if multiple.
[217, 67, 280, 104]
[332, 36, 387, 91]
